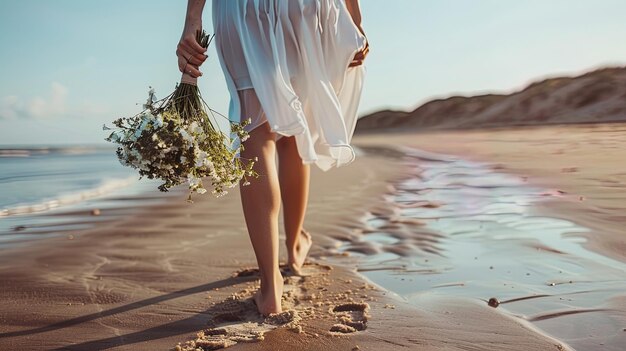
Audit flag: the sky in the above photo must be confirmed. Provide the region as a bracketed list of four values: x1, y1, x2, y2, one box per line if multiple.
[1, 0, 626, 145]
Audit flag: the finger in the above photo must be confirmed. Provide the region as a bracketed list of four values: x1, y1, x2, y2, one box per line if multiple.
[183, 35, 208, 55]
[177, 56, 203, 77]
[197, 54, 208, 65]
[186, 54, 205, 66]
[184, 64, 203, 78]
[178, 56, 188, 73]
[350, 48, 367, 67]
[353, 50, 365, 61]
[184, 37, 206, 54]
[362, 42, 370, 57]
[352, 44, 370, 63]
[177, 39, 206, 55]
[349, 58, 364, 67]
[179, 43, 208, 64]
[177, 46, 205, 66]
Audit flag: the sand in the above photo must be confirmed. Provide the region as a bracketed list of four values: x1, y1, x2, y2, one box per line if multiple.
[358, 123, 626, 264]
[2, 126, 614, 350]
[356, 123, 626, 350]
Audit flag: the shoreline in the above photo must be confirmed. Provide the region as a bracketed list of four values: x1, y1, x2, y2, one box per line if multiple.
[356, 125, 626, 350]
[356, 123, 626, 266]
[0, 182, 177, 253]
[0, 138, 590, 350]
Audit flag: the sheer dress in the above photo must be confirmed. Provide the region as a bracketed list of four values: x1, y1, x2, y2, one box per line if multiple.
[212, 0, 367, 170]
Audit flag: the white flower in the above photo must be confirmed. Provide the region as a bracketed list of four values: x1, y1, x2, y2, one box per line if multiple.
[187, 174, 200, 187]
[205, 159, 214, 171]
[125, 129, 137, 141]
[189, 121, 203, 135]
[138, 115, 153, 134]
[143, 88, 157, 109]
[148, 87, 156, 103]
[195, 150, 208, 167]
[105, 82, 260, 197]
[179, 129, 194, 144]
[134, 127, 143, 139]
[109, 131, 123, 143]
[154, 115, 164, 128]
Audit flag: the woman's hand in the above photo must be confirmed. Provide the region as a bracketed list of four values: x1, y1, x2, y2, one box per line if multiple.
[177, 29, 207, 78]
[177, 0, 207, 78]
[349, 39, 369, 67]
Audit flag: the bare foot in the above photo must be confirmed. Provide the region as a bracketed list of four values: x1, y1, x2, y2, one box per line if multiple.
[252, 272, 284, 316]
[288, 229, 312, 276]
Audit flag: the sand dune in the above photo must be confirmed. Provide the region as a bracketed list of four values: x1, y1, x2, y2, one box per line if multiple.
[356, 66, 626, 132]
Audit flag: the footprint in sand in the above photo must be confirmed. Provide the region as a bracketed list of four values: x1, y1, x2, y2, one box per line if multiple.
[174, 263, 332, 351]
[174, 294, 302, 351]
[329, 302, 370, 333]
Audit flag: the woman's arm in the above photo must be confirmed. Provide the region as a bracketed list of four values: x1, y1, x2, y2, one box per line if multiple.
[177, 0, 207, 78]
[345, 0, 364, 35]
[345, 0, 369, 67]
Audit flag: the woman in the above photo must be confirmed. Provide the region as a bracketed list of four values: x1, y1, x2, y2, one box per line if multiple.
[176, 0, 368, 315]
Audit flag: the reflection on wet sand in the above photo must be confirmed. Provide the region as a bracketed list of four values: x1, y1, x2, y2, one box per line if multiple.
[332, 146, 626, 350]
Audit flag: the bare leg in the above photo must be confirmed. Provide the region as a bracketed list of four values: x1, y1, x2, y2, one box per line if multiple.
[276, 136, 312, 275]
[239, 96, 283, 315]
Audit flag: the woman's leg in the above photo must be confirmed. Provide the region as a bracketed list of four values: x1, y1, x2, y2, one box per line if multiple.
[238, 91, 283, 315]
[276, 136, 312, 275]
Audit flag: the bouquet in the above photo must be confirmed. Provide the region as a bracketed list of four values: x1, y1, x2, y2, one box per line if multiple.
[104, 30, 257, 201]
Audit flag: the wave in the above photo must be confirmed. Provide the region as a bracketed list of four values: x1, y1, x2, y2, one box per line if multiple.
[0, 145, 114, 158]
[0, 176, 138, 217]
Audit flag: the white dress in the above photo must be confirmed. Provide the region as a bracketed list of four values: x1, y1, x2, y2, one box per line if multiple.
[212, 0, 367, 171]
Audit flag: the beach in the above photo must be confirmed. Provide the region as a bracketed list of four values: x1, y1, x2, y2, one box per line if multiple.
[1, 124, 625, 350]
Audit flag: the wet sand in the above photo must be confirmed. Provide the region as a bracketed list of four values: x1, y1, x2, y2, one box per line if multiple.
[2, 125, 616, 350]
[357, 123, 626, 350]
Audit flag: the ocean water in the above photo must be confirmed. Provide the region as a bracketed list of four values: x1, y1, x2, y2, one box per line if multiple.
[0, 146, 170, 248]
